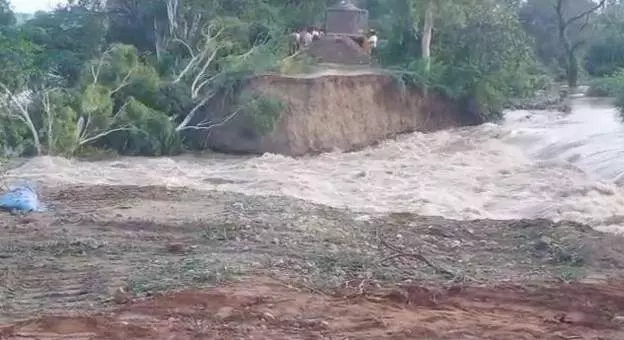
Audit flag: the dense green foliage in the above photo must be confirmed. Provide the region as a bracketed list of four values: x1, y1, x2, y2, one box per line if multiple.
[585, 3, 624, 77]
[2, 0, 624, 157]
[588, 70, 624, 96]
[375, 0, 543, 120]
[583, 1, 624, 113]
[0, 0, 291, 156]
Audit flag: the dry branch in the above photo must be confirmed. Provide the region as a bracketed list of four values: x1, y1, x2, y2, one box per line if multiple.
[76, 100, 132, 146]
[0, 83, 42, 155]
[177, 107, 242, 132]
[0, 158, 8, 191]
[163, 0, 261, 133]
[378, 236, 457, 279]
[41, 88, 55, 154]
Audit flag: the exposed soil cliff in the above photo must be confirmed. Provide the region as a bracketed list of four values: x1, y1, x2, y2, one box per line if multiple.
[198, 70, 478, 156]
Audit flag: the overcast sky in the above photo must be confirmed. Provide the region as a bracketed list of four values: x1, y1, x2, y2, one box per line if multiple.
[11, 0, 65, 13]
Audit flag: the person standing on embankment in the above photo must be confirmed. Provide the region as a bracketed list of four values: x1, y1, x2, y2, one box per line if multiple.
[302, 27, 313, 47]
[368, 28, 378, 55]
[290, 30, 300, 55]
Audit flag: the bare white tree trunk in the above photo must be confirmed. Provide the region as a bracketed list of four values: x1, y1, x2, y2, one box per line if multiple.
[76, 100, 132, 147]
[421, 0, 435, 74]
[0, 84, 42, 155]
[555, 0, 606, 88]
[42, 89, 54, 154]
[71, 49, 138, 151]
[154, 19, 163, 62]
[163, 0, 256, 133]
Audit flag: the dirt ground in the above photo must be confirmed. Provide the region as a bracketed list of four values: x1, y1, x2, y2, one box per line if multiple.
[2, 184, 624, 339]
[305, 35, 372, 65]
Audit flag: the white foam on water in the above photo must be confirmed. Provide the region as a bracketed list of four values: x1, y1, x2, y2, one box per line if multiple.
[10, 97, 624, 231]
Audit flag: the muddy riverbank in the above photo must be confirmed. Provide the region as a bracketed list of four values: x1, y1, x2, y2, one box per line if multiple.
[3, 94, 624, 338]
[1, 184, 624, 339]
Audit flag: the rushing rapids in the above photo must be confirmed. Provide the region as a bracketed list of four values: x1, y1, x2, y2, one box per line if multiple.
[8, 96, 624, 231]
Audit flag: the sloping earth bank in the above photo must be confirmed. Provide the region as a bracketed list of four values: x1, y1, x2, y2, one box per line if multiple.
[202, 72, 472, 156]
[1, 185, 624, 339]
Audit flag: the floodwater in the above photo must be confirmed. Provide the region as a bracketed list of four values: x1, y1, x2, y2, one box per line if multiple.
[9, 96, 624, 232]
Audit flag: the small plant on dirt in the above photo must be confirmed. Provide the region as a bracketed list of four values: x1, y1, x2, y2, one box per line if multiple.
[0, 266, 20, 311]
[587, 70, 624, 97]
[33, 238, 108, 257]
[557, 266, 587, 284]
[532, 234, 586, 267]
[0, 157, 9, 190]
[239, 92, 285, 136]
[304, 252, 379, 289]
[128, 257, 243, 296]
[200, 223, 245, 242]
[279, 53, 316, 74]
[0, 243, 22, 259]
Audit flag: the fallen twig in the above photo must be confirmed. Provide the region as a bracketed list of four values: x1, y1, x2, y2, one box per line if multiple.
[378, 236, 457, 279]
[274, 278, 327, 296]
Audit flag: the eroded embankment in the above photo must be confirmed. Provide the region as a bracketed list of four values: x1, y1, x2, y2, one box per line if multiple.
[1, 184, 624, 339]
[198, 72, 477, 156]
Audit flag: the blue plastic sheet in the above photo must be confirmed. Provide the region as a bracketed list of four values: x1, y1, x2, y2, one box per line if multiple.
[0, 183, 42, 212]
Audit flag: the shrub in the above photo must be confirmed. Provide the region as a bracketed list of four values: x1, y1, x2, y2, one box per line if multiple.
[587, 69, 624, 97]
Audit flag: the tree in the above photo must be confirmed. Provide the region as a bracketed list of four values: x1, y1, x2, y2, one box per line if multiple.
[0, 31, 43, 155]
[21, 4, 108, 86]
[70, 44, 156, 151]
[422, 0, 536, 118]
[519, 0, 605, 84]
[520, 0, 564, 76]
[106, 0, 165, 54]
[0, 0, 15, 27]
[0, 0, 555, 157]
[156, 0, 282, 132]
[420, 0, 434, 74]
[555, 0, 606, 87]
[585, 0, 624, 76]
[410, 0, 472, 71]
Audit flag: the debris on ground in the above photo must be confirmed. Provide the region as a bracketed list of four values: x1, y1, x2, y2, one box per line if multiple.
[2, 278, 624, 339]
[0, 183, 42, 213]
[1, 184, 624, 339]
[306, 35, 373, 65]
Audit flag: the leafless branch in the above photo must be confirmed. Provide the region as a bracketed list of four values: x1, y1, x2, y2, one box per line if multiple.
[111, 101, 130, 123]
[110, 66, 136, 95]
[76, 100, 131, 146]
[90, 50, 108, 84]
[173, 37, 195, 57]
[190, 47, 220, 98]
[41, 88, 54, 154]
[172, 27, 224, 84]
[78, 127, 134, 146]
[0, 83, 42, 155]
[0, 158, 9, 191]
[378, 235, 458, 279]
[178, 107, 242, 132]
[564, 0, 606, 27]
[571, 40, 584, 52]
[193, 74, 221, 99]
[166, 0, 178, 35]
[175, 96, 210, 131]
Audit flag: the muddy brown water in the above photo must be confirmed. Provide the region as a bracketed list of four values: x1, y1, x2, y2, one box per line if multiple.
[8, 97, 624, 229]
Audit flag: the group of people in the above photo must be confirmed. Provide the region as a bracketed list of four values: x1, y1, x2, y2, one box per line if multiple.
[352, 28, 379, 55]
[290, 26, 325, 53]
[289, 26, 378, 55]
